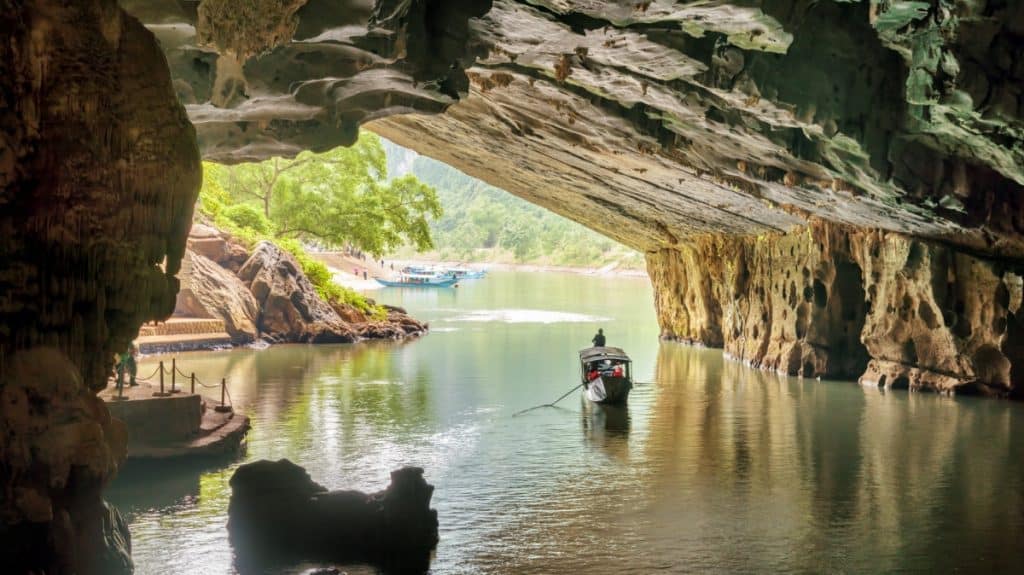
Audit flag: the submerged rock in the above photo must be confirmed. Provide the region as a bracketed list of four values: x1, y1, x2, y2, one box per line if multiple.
[237, 242, 358, 343]
[227, 459, 437, 571]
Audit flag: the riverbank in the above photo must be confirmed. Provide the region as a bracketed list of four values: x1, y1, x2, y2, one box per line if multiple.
[314, 251, 648, 283]
[396, 259, 647, 277]
[152, 224, 428, 352]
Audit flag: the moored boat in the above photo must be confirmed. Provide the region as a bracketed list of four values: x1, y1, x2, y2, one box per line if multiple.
[377, 273, 459, 288]
[448, 267, 486, 279]
[402, 265, 486, 280]
[579, 346, 633, 404]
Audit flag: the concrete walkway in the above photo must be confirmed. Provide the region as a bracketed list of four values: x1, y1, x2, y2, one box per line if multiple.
[103, 379, 249, 460]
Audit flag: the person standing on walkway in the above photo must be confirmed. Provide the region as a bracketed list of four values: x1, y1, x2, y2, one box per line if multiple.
[592, 328, 606, 347]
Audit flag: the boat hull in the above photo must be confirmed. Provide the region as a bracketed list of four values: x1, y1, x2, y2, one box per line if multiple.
[583, 376, 632, 405]
[376, 278, 459, 288]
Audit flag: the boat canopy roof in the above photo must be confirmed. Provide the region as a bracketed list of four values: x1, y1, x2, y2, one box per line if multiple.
[579, 346, 631, 363]
[403, 272, 444, 278]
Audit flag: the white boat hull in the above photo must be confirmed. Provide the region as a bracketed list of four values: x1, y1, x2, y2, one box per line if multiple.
[585, 377, 608, 403]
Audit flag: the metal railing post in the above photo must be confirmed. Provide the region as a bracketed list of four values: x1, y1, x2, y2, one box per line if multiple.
[171, 358, 176, 393]
[221, 378, 226, 406]
[159, 361, 165, 394]
[191, 373, 195, 395]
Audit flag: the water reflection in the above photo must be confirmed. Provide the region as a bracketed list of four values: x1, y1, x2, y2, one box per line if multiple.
[110, 272, 1024, 575]
[581, 402, 631, 463]
[640, 341, 1024, 574]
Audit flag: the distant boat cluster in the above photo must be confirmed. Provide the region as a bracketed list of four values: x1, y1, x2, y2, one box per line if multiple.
[376, 265, 488, 288]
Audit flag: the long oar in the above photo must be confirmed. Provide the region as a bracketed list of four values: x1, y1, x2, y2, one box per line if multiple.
[513, 382, 585, 416]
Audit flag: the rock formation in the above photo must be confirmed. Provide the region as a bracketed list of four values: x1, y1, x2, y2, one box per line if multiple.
[1, 0, 199, 572]
[648, 220, 1024, 396]
[186, 223, 250, 273]
[227, 459, 437, 572]
[176, 224, 428, 345]
[111, 1, 1024, 394]
[0, 350, 133, 574]
[237, 241, 359, 343]
[175, 250, 261, 344]
[1, 0, 1022, 572]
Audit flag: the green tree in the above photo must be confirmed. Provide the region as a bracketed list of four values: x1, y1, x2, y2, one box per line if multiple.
[213, 133, 440, 255]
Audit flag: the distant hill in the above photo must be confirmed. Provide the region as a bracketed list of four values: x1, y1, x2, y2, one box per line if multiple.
[381, 138, 643, 269]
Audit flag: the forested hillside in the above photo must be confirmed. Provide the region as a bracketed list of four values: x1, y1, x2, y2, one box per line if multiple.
[383, 139, 643, 268]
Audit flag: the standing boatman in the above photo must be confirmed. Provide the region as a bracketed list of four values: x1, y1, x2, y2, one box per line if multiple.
[592, 328, 606, 347]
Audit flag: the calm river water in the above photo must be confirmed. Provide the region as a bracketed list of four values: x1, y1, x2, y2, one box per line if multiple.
[110, 271, 1024, 574]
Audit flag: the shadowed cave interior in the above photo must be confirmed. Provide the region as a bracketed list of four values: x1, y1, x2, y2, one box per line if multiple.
[1, 0, 1023, 572]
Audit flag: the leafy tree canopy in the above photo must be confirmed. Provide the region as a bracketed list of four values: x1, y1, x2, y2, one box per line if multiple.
[206, 132, 440, 256]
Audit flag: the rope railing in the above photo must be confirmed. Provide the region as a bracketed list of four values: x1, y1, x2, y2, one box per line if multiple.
[112, 357, 234, 411]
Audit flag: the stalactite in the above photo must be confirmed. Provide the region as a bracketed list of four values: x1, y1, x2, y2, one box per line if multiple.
[0, 1, 201, 573]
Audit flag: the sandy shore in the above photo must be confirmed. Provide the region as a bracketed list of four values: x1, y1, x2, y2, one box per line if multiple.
[314, 252, 647, 290]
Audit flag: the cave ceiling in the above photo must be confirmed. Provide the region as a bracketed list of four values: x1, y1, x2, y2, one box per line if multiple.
[121, 0, 1024, 257]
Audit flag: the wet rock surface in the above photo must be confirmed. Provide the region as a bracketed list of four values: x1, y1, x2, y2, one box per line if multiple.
[228, 459, 437, 572]
[648, 220, 1024, 396]
[238, 241, 359, 343]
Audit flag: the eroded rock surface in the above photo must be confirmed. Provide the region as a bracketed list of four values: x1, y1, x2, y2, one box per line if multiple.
[649, 220, 1024, 396]
[120, 0, 492, 161]
[237, 241, 358, 343]
[117, 0, 1024, 394]
[122, 0, 1023, 258]
[175, 250, 261, 344]
[1, 0, 201, 572]
[228, 459, 437, 572]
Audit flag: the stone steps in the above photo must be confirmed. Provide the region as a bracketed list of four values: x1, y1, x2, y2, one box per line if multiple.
[139, 318, 227, 337]
[135, 332, 232, 354]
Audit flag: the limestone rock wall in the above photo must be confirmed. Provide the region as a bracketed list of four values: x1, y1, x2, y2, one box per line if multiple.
[648, 221, 1024, 397]
[115, 0, 1024, 399]
[119, 0, 493, 162]
[175, 250, 260, 344]
[237, 241, 358, 343]
[0, 1, 201, 572]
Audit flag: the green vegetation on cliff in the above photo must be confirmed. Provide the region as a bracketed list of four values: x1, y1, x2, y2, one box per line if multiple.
[195, 137, 438, 319]
[383, 139, 643, 267]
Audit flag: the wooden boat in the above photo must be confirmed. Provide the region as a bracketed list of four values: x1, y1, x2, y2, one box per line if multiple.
[579, 346, 633, 405]
[376, 272, 459, 288]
